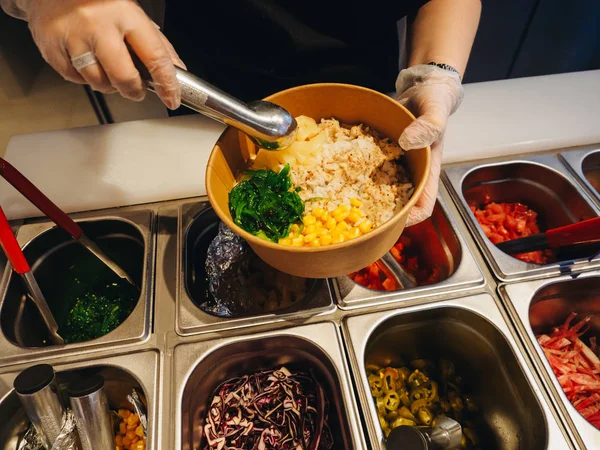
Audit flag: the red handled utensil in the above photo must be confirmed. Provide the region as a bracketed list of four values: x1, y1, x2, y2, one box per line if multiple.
[496, 217, 600, 254]
[0, 157, 137, 288]
[0, 206, 64, 345]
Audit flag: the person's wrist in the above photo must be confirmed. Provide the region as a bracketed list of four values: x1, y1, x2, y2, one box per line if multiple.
[426, 61, 460, 78]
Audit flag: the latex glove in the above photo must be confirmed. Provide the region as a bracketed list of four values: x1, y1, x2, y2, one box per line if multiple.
[395, 64, 464, 227]
[8, 0, 185, 109]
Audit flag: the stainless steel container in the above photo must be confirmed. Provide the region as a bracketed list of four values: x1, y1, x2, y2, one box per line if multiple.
[560, 147, 600, 208]
[444, 154, 600, 282]
[13, 364, 65, 449]
[0, 209, 155, 364]
[343, 293, 576, 449]
[68, 375, 113, 450]
[0, 194, 587, 450]
[171, 321, 368, 449]
[160, 200, 334, 336]
[334, 194, 484, 309]
[0, 350, 159, 450]
[498, 272, 600, 450]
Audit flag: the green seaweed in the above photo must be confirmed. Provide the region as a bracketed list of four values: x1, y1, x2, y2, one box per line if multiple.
[60, 279, 138, 344]
[228, 164, 304, 242]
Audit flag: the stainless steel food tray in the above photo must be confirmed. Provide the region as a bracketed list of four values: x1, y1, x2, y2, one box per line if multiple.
[168, 321, 367, 449]
[342, 293, 577, 450]
[157, 199, 335, 337]
[0, 192, 585, 449]
[444, 153, 600, 282]
[560, 147, 600, 208]
[0, 209, 155, 364]
[499, 271, 600, 450]
[333, 193, 484, 309]
[0, 349, 159, 450]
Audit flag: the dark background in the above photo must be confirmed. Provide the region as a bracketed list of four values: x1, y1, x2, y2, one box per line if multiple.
[1, 0, 599, 125]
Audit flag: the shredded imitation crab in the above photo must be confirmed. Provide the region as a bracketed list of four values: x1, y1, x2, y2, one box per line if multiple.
[536, 313, 600, 429]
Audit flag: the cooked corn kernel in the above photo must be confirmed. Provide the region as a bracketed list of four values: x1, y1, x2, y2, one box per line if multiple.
[303, 224, 316, 235]
[309, 238, 321, 247]
[358, 219, 372, 234]
[321, 234, 333, 246]
[280, 201, 374, 247]
[333, 210, 349, 222]
[303, 215, 317, 226]
[115, 408, 146, 450]
[350, 198, 362, 207]
[127, 414, 139, 426]
[336, 221, 349, 231]
[304, 233, 318, 243]
[347, 211, 361, 224]
[348, 227, 361, 239]
[312, 207, 325, 218]
[332, 232, 345, 244]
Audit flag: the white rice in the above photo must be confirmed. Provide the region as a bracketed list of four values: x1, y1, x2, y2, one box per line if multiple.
[288, 118, 414, 227]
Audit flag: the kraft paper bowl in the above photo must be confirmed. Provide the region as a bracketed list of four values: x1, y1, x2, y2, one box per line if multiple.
[206, 83, 431, 278]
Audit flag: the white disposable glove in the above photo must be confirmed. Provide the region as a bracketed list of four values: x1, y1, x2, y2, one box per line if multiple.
[395, 64, 464, 227]
[2, 0, 185, 109]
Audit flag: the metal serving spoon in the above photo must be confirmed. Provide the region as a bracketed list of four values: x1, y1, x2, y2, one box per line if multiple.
[386, 417, 462, 450]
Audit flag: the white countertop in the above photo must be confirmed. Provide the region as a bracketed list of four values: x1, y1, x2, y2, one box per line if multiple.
[2, 70, 599, 220]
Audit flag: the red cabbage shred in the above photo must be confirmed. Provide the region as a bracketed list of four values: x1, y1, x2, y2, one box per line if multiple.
[202, 367, 334, 450]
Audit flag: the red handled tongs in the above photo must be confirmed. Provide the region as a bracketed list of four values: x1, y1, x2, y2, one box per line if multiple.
[0, 206, 64, 345]
[0, 157, 137, 288]
[496, 217, 600, 254]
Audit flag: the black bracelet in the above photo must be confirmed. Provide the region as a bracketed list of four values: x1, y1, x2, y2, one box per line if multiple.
[427, 61, 460, 76]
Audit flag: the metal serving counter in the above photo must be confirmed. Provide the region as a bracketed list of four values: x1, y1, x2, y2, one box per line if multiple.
[0, 146, 598, 449]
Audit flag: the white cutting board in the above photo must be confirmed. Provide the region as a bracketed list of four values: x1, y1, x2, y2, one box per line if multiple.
[1, 114, 225, 220]
[2, 70, 600, 221]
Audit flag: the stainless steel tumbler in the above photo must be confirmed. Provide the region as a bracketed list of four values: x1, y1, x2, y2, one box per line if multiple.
[68, 375, 114, 450]
[14, 364, 65, 449]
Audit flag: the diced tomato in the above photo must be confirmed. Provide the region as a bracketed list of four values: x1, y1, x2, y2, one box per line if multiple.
[382, 278, 396, 291]
[348, 235, 442, 292]
[470, 198, 555, 265]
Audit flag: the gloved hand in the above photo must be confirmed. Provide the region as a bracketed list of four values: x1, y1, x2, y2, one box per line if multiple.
[6, 0, 185, 109]
[395, 64, 464, 227]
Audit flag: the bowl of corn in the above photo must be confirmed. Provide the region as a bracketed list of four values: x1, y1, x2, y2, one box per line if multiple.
[206, 83, 430, 278]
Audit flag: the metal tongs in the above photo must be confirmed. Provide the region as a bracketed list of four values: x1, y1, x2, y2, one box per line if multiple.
[131, 52, 297, 150]
[0, 157, 137, 288]
[0, 206, 64, 345]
